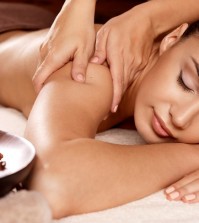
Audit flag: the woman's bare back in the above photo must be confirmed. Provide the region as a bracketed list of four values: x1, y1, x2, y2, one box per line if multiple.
[0, 28, 128, 130]
[0, 30, 46, 115]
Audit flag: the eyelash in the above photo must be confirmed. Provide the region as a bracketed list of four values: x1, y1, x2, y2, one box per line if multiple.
[177, 70, 192, 92]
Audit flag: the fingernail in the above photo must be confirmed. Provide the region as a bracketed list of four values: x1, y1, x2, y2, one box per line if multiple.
[103, 115, 109, 121]
[77, 74, 85, 82]
[91, 57, 99, 63]
[113, 105, 118, 113]
[184, 194, 196, 201]
[165, 186, 175, 194]
[169, 191, 180, 200]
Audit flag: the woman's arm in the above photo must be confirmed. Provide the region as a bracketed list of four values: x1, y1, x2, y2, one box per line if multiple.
[25, 61, 199, 219]
[27, 138, 199, 219]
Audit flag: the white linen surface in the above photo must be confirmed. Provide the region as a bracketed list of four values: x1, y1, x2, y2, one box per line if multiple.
[1, 105, 199, 223]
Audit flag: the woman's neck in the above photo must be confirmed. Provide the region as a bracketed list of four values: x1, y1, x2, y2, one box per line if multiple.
[119, 41, 160, 118]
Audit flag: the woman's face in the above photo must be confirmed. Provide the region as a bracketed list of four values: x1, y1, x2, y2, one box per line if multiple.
[135, 36, 199, 144]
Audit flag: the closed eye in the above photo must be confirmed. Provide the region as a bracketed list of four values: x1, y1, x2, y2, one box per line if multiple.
[177, 70, 193, 93]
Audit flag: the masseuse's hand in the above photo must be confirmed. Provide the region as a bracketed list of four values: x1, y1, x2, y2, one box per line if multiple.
[91, 5, 155, 113]
[33, 0, 95, 93]
[165, 169, 199, 203]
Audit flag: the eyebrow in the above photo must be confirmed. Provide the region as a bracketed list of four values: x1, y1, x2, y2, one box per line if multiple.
[191, 57, 199, 76]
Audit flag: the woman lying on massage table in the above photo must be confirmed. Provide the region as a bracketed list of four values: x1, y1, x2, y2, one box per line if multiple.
[1, 17, 199, 219]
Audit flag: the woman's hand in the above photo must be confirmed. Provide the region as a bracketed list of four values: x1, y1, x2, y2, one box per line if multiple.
[32, 0, 96, 93]
[91, 5, 155, 112]
[165, 169, 199, 203]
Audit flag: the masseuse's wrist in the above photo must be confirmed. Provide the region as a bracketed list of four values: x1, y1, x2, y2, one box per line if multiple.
[72, 0, 96, 12]
[128, 2, 156, 39]
[69, 0, 96, 23]
[130, 2, 160, 38]
[144, 0, 174, 37]
[138, 0, 195, 38]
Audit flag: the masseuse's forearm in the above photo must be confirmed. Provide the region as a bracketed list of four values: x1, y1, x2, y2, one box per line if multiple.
[140, 0, 199, 37]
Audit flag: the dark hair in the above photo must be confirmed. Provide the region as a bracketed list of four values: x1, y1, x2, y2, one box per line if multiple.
[182, 21, 199, 38]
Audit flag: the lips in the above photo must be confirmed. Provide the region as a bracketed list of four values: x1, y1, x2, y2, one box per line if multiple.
[152, 112, 173, 138]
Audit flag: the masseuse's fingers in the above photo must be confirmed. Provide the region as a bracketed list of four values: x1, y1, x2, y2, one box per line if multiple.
[91, 26, 124, 112]
[165, 169, 199, 203]
[71, 50, 89, 82]
[90, 27, 108, 65]
[107, 42, 124, 113]
[91, 26, 125, 113]
[33, 49, 68, 93]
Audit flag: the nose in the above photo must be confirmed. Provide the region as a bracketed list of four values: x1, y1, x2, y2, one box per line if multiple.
[169, 99, 199, 129]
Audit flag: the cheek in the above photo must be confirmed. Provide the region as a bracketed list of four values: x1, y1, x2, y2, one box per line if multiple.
[139, 61, 180, 104]
[133, 75, 159, 143]
[178, 117, 199, 143]
[134, 66, 178, 143]
[137, 72, 167, 103]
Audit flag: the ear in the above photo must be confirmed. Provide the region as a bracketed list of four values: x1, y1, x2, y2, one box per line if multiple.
[159, 23, 189, 55]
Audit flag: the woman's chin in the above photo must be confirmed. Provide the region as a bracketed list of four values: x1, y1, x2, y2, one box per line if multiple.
[140, 132, 174, 144]
[136, 127, 165, 144]
[141, 134, 159, 144]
